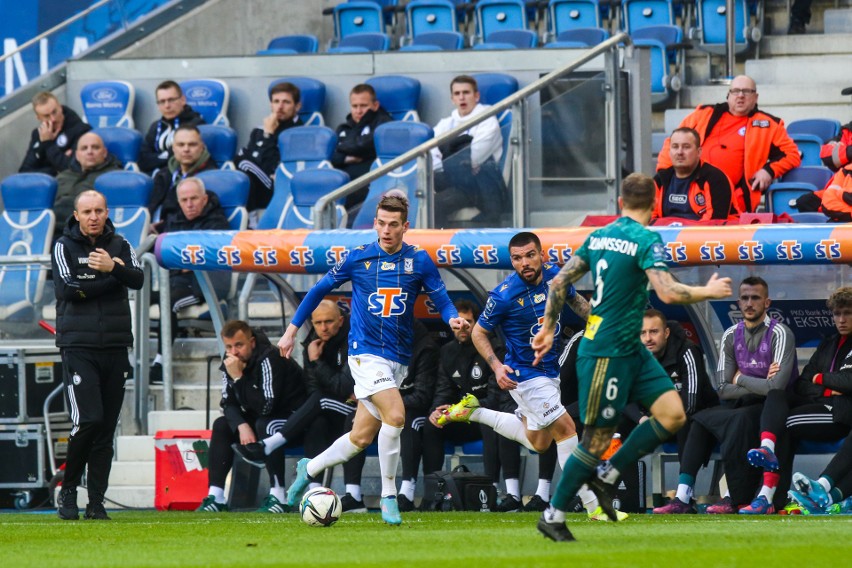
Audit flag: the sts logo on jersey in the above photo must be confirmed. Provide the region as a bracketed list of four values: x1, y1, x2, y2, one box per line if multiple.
[547, 244, 572, 264]
[473, 244, 498, 265]
[181, 245, 204, 265]
[737, 241, 764, 261]
[665, 242, 687, 263]
[368, 288, 408, 317]
[289, 246, 314, 266]
[776, 240, 803, 261]
[816, 239, 841, 260]
[253, 246, 278, 266]
[217, 246, 241, 266]
[326, 246, 349, 266]
[437, 244, 461, 265]
[699, 241, 725, 262]
[530, 316, 560, 345]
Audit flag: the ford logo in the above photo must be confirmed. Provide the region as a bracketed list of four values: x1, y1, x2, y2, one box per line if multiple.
[92, 88, 117, 102]
[186, 86, 213, 100]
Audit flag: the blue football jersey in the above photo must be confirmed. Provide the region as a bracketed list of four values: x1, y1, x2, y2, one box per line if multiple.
[477, 263, 576, 381]
[291, 241, 456, 365]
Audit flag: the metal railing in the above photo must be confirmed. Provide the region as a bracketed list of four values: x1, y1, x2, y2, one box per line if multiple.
[312, 32, 632, 229]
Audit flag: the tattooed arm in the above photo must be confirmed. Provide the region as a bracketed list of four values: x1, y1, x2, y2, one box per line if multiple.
[566, 291, 590, 322]
[532, 256, 589, 365]
[646, 269, 732, 305]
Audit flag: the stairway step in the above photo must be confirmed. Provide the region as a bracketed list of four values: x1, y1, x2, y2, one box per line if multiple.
[759, 32, 852, 57]
[746, 55, 852, 84]
[109, 460, 155, 486]
[825, 8, 852, 34]
[71, 485, 155, 510]
[147, 410, 217, 435]
[116, 435, 154, 461]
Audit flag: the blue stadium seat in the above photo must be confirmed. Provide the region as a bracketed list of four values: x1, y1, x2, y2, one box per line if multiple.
[472, 73, 519, 177]
[351, 121, 434, 229]
[257, 34, 319, 55]
[766, 182, 817, 215]
[790, 212, 830, 223]
[0, 174, 56, 323]
[367, 75, 422, 121]
[270, 77, 326, 126]
[479, 29, 538, 48]
[405, 0, 459, 43]
[401, 30, 465, 50]
[258, 126, 337, 230]
[782, 166, 833, 189]
[195, 170, 250, 231]
[281, 169, 350, 229]
[692, 0, 752, 56]
[198, 124, 238, 170]
[327, 32, 390, 53]
[370, 0, 402, 28]
[179, 79, 230, 126]
[791, 133, 825, 167]
[79, 80, 135, 128]
[94, 171, 153, 252]
[632, 25, 684, 105]
[472, 41, 519, 50]
[92, 126, 143, 172]
[547, 0, 602, 41]
[333, 1, 385, 45]
[475, 0, 529, 45]
[622, 0, 675, 31]
[547, 27, 610, 47]
[787, 119, 842, 144]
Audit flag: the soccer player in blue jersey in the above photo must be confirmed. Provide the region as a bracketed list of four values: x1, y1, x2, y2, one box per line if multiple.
[531, 173, 731, 542]
[277, 194, 468, 525]
[440, 232, 619, 520]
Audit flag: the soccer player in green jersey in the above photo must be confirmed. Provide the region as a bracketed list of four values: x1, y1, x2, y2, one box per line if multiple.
[531, 173, 732, 542]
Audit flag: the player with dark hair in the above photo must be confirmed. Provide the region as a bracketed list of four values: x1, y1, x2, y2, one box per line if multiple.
[531, 173, 731, 541]
[278, 194, 468, 525]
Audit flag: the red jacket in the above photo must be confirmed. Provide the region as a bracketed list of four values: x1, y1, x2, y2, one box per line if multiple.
[658, 103, 801, 213]
[653, 161, 738, 221]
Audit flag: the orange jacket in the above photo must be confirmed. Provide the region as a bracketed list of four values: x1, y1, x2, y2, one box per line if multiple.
[819, 166, 852, 222]
[821, 122, 852, 171]
[653, 161, 738, 221]
[658, 103, 801, 213]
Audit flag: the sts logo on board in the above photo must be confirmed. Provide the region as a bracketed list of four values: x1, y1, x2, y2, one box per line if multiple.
[437, 244, 461, 265]
[181, 245, 204, 265]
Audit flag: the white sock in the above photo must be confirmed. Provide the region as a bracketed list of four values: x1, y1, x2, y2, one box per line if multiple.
[544, 504, 565, 523]
[270, 486, 285, 502]
[557, 435, 598, 512]
[758, 485, 776, 502]
[400, 479, 416, 501]
[470, 408, 536, 451]
[536, 479, 551, 500]
[208, 486, 226, 503]
[675, 484, 694, 503]
[306, 432, 363, 478]
[505, 478, 520, 500]
[761, 438, 776, 452]
[346, 484, 362, 501]
[378, 423, 403, 497]
[153, 354, 162, 365]
[263, 432, 286, 454]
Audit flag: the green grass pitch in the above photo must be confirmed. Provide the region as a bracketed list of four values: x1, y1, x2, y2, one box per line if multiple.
[2, 510, 850, 567]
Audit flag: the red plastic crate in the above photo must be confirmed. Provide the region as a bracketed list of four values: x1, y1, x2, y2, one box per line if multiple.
[154, 430, 211, 511]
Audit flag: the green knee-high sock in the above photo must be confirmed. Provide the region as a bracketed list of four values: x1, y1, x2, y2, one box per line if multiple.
[609, 417, 675, 475]
[550, 443, 598, 511]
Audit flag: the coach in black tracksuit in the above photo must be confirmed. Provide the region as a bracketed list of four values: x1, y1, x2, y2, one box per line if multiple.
[52, 190, 144, 520]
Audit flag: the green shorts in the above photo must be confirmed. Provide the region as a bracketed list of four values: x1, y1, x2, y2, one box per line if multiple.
[576, 347, 674, 428]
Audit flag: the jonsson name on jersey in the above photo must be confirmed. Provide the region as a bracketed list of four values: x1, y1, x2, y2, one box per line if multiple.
[587, 236, 639, 256]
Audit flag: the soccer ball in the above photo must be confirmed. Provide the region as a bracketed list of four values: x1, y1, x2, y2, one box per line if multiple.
[299, 487, 342, 527]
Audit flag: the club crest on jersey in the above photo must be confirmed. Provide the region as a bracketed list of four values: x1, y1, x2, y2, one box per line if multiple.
[699, 241, 725, 262]
[180, 245, 204, 264]
[816, 239, 841, 260]
[776, 240, 803, 260]
[326, 246, 349, 266]
[548, 244, 572, 264]
[664, 242, 686, 263]
[471, 363, 482, 379]
[368, 287, 407, 317]
[253, 246, 278, 266]
[473, 244, 498, 265]
[738, 241, 764, 261]
[437, 244, 461, 265]
[217, 245, 241, 266]
[289, 246, 314, 266]
[534, 293, 546, 304]
[404, 258, 413, 273]
[381, 261, 395, 271]
[72, 373, 82, 386]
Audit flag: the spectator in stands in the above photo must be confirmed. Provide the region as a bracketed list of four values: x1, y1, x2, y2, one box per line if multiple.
[795, 121, 852, 214]
[425, 300, 523, 512]
[147, 125, 217, 225]
[53, 132, 123, 237]
[198, 320, 309, 513]
[640, 309, 718, 458]
[331, 83, 393, 213]
[20, 91, 91, 176]
[652, 127, 737, 221]
[788, 0, 813, 34]
[138, 80, 205, 174]
[431, 75, 506, 227]
[821, 120, 852, 172]
[813, 163, 852, 222]
[657, 76, 800, 213]
[653, 276, 797, 515]
[149, 177, 230, 384]
[789, 434, 852, 514]
[235, 81, 303, 216]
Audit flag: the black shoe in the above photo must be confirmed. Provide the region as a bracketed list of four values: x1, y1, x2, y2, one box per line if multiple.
[524, 495, 549, 512]
[340, 493, 367, 513]
[497, 494, 522, 512]
[84, 502, 111, 520]
[397, 494, 416, 512]
[57, 487, 79, 520]
[788, 19, 806, 34]
[588, 464, 619, 522]
[231, 442, 266, 468]
[537, 512, 575, 542]
[149, 363, 163, 385]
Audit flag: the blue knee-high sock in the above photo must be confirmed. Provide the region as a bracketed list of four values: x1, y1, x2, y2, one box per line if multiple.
[550, 443, 598, 511]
